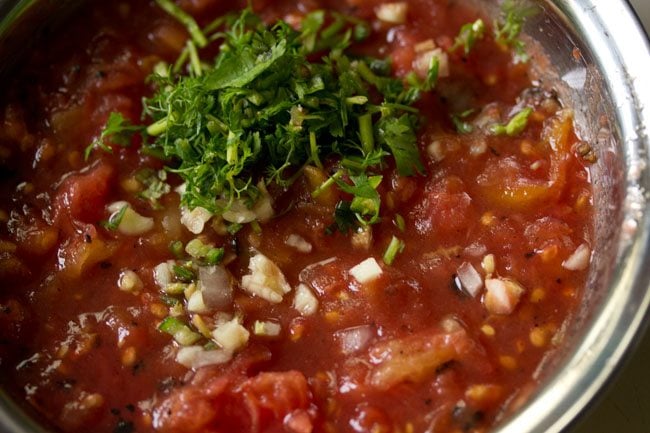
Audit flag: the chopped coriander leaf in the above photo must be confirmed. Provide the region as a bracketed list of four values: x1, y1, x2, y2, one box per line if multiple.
[101, 205, 128, 231]
[490, 107, 533, 136]
[336, 174, 383, 226]
[376, 114, 424, 176]
[450, 19, 486, 55]
[406, 55, 439, 93]
[451, 109, 475, 134]
[137, 169, 171, 208]
[494, 0, 539, 63]
[154, 0, 207, 48]
[105, 7, 435, 234]
[326, 200, 357, 235]
[85, 113, 143, 160]
[383, 236, 405, 265]
[312, 170, 343, 199]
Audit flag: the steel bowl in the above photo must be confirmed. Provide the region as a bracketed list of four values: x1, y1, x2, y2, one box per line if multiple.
[0, 1, 648, 432]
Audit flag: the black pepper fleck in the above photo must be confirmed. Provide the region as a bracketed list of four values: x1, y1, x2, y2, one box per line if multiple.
[113, 419, 134, 433]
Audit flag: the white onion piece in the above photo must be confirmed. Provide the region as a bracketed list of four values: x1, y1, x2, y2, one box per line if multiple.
[153, 262, 173, 289]
[241, 253, 292, 303]
[198, 266, 233, 310]
[375, 2, 408, 24]
[107, 201, 153, 236]
[253, 181, 274, 222]
[286, 234, 312, 253]
[222, 200, 256, 224]
[119, 208, 154, 236]
[427, 140, 446, 162]
[293, 284, 319, 316]
[464, 243, 487, 257]
[181, 206, 213, 234]
[349, 258, 383, 284]
[334, 325, 376, 355]
[187, 290, 208, 313]
[253, 320, 281, 337]
[174, 183, 187, 195]
[457, 262, 483, 297]
[212, 319, 250, 353]
[562, 243, 591, 271]
[107, 201, 128, 213]
[176, 346, 232, 369]
[484, 278, 524, 315]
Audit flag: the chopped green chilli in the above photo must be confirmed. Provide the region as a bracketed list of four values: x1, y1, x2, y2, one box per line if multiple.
[383, 235, 405, 265]
[451, 19, 486, 55]
[159, 317, 202, 346]
[490, 107, 534, 136]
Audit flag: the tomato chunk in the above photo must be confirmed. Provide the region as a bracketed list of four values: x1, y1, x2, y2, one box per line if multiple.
[154, 369, 313, 433]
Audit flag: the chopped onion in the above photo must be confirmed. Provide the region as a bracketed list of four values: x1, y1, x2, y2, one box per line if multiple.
[176, 346, 232, 369]
[174, 183, 187, 195]
[153, 262, 173, 289]
[286, 234, 312, 253]
[253, 320, 281, 337]
[469, 138, 488, 156]
[334, 325, 376, 355]
[187, 290, 208, 313]
[484, 278, 525, 315]
[375, 2, 408, 24]
[427, 140, 446, 162]
[198, 266, 233, 310]
[349, 258, 383, 284]
[464, 243, 487, 257]
[107, 201, 128, 213]
[457, 262, 483, 297]
[562, 243, 591, 271]
[221, 199, 256, 224]
[180, 206, 213, 234]
[241, 253, 292, 303]
[212, 319, 250, 353]
[120, 208, 154, 236]
[415, 39, 436, 53]
[107, 201, 154, 236]
[293, 284, 319, 316]
[253, 181, 274, 222]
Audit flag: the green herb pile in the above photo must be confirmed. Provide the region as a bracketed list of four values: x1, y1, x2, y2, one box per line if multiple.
[89, 0, 534, 233]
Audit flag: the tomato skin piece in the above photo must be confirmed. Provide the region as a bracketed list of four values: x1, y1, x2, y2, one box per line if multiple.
[478, 111, 574, 211]
[411, 176, 477, 238]
[154, 369, 313, 433]
[368, 327, 488, 391]
[54, 161, 115, 227]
